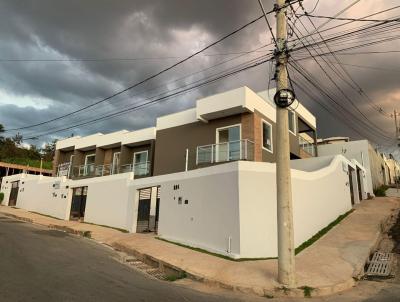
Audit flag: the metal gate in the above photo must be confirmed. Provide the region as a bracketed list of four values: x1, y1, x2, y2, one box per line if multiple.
[348, 167, 355, 205]
[356, 168, 363, 201]
[136, 188, 151, 233]
[155, 187, 160, 233]
[70, 186, 88, 220]
[8, 181, 19, 206]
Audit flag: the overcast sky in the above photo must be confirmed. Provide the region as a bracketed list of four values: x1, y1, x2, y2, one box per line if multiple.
[0, 0, 399, 157]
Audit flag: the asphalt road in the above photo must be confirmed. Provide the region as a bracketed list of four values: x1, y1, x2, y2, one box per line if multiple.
[0, 214, 254, 302]
[1, 214, 399, 302]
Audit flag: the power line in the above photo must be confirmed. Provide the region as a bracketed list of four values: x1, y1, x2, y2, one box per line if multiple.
[297, 14, 400, 23]
[287, 10, 394, 138]
[293, 4, 394, 120]
[4, 10, 273, 133]
[24, 55, 275, 139]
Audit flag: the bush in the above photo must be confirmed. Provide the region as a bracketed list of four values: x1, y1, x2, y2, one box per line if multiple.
[0, 192, 4, 203]
[374, 185, 388, 197]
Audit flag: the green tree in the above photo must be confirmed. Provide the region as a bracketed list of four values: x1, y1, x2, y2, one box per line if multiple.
[41, 139, 57, 162]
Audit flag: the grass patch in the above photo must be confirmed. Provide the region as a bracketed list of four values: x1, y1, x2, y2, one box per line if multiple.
[299, 286, 314, 298]
[164, 272, 187, 282]
[374, 185, 389, 197]
[29, 211, 63, 220]
[82, 222, 129, 233]
[156, 237, 275, 262]
[82, 231, 92, 238]
[2, 157, 52, 170]
[295, 209, 354, 255]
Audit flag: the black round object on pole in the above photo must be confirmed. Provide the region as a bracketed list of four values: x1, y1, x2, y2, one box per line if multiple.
[274, 89, 295, 108]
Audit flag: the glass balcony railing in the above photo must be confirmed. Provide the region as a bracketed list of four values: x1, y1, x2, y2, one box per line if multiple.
[64, 162, 151, 179]
[196, 139, 254, 165]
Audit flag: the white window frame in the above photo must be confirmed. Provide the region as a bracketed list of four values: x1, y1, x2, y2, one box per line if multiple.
[261, 119, 273, 153]
[84, 154, 96, 165]
[288, 109, 296, 135]
[133, 150, 148, 165]
[215, 123, 242, 144]
[215, 124, 242, 162]
[112, 152, 121, 174]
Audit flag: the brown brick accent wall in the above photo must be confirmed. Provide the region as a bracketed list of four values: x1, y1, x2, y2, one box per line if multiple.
[241, 112, 263, 162]
[252, 113, 263, 162]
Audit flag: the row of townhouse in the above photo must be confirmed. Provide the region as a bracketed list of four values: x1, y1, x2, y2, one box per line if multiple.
[0, 86, 378, 259]
[53, 86, 318, 180]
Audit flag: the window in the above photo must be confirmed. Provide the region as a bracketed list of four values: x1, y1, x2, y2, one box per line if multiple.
[288, 110, 296, 134]
[84, 154, 95, 165]
[262, 120, 273, 152]
[133, 151, 149, 176]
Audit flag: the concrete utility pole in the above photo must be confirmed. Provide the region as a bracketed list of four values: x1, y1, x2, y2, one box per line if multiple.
[394, 109, 399, 190]
[275, 0, 296, 287]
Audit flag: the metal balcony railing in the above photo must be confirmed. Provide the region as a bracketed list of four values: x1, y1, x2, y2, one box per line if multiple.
[299, 136, 316, 156]
[196, 139, 254, 165]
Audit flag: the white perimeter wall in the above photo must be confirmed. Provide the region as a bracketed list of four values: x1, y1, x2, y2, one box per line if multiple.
[72, 173, 136, 231]
[153, 156, 352, 259]
[1, 174, 72, 220]
[155, 165, 241, 257]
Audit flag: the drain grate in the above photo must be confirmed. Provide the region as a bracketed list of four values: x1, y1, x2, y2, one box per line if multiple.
[371, 252, 393, 263]
[123, 256, 166, 280]
[365, 252, 394, 277]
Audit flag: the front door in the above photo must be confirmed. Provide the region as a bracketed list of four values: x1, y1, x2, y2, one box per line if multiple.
[112, 152, 120, 174]
[133, 151, 148, 176]
[70, 187, 88, 220]
[8, 181, 19, 206]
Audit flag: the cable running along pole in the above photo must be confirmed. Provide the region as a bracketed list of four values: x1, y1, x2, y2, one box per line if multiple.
[275, 0, 296, 287]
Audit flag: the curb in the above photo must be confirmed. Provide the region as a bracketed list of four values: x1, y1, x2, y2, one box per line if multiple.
[1, 206, 397, 299]
[3, 213, 33, 223]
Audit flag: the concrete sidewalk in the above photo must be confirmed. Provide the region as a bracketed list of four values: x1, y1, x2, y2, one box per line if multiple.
[1, 197, 399, 298]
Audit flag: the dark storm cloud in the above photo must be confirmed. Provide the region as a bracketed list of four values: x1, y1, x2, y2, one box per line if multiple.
[0, 0, 398, 157]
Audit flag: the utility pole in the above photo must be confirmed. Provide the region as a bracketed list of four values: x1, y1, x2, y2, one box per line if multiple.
[275, 0, 296, 287]
[394, 109, 399, 190]
[394, 109, 399, 141]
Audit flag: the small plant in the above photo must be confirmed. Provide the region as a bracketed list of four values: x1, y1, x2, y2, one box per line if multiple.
[300, 286, 314, 298]
[0, 192, 4, 203]
[82, 231, 92, 238]
[374, 185, 388, 197]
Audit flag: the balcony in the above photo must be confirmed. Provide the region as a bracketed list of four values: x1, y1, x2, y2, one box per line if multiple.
[196, 139, 254, 165]
[58, 162, 151, 179]
[299, 136, 316, 157]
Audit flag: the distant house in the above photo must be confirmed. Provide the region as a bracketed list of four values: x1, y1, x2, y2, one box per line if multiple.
[318, 138, 394, 194]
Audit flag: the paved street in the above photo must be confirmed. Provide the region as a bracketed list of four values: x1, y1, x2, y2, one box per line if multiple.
[0, 214, 256, 302]
[1, 213, 400, 302]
